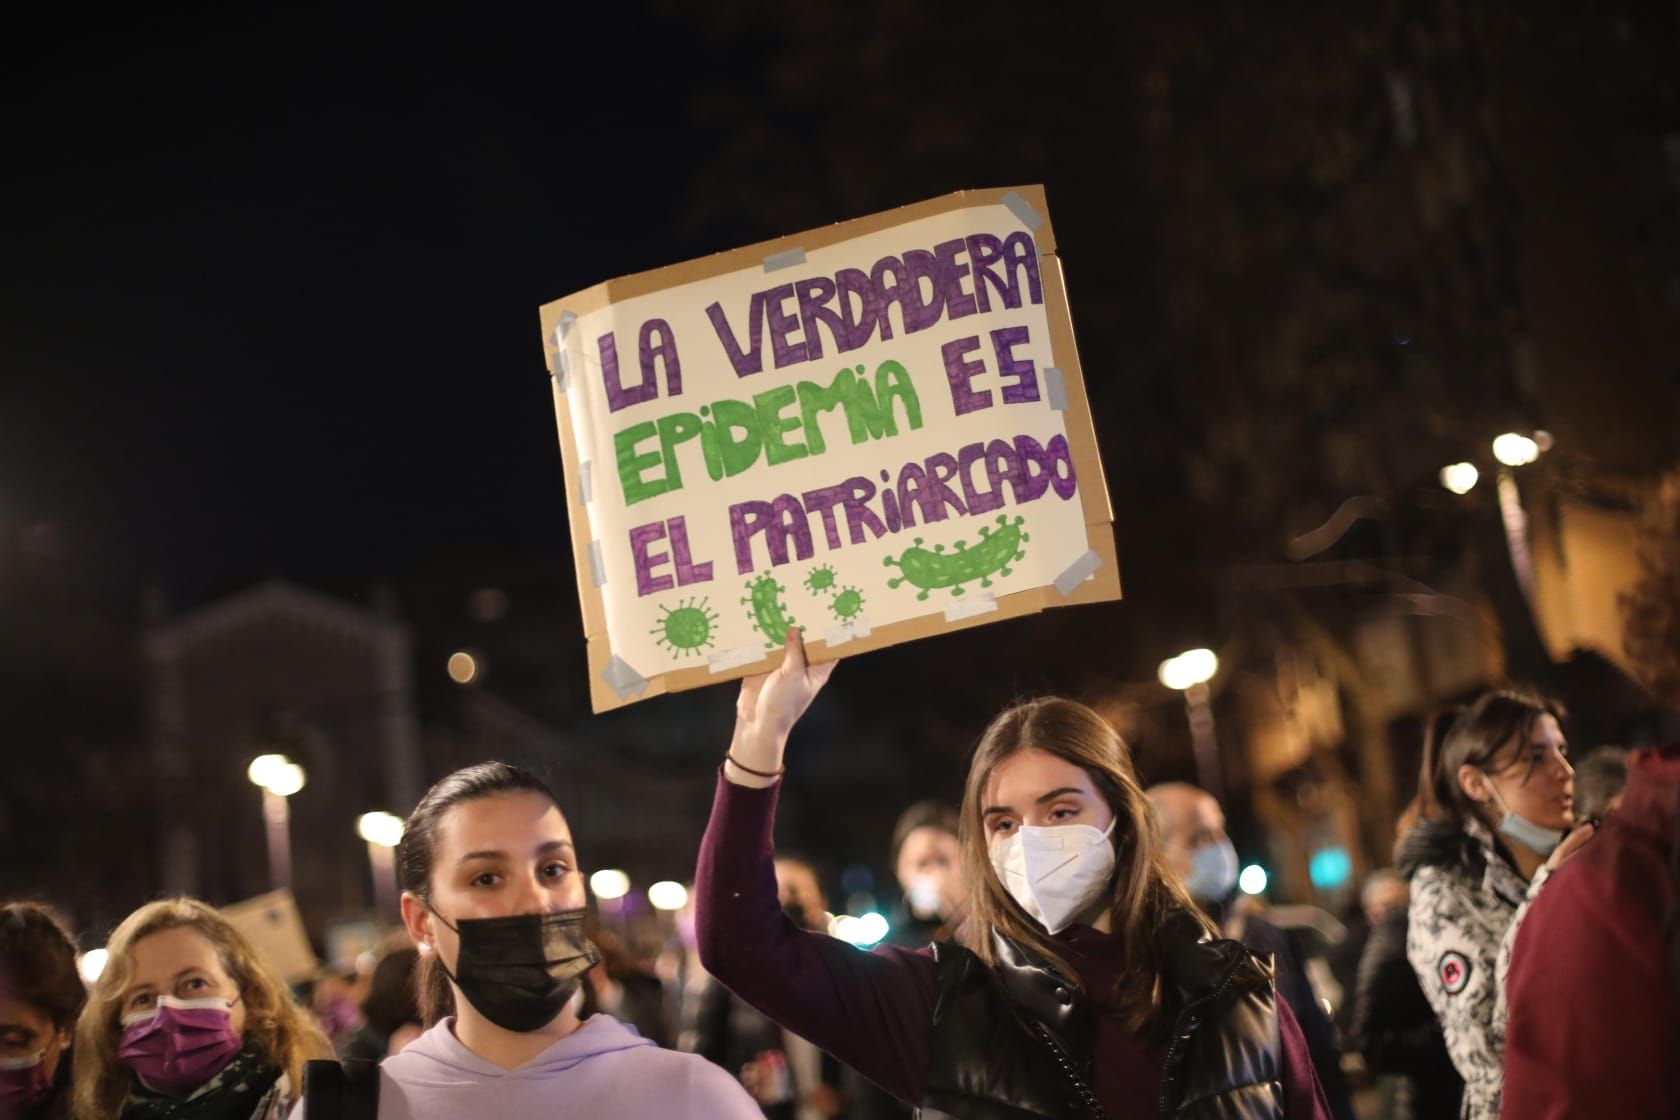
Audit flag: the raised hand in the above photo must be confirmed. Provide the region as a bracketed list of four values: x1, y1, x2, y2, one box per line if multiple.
[726, 629, 838, 786]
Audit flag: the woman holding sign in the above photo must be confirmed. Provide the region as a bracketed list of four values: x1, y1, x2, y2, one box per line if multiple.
[696, 632, 1331, 1118]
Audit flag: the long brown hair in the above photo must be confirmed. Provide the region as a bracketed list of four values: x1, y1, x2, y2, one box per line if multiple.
[72, 898, 331, 1118]
[958, 697, 1213, 1037]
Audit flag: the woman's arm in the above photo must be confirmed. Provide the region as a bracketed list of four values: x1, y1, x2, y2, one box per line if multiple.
[694, 632, 939, 1104]
[1275, 997, 1334, 1119]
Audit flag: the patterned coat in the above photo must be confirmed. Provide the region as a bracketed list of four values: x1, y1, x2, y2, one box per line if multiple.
[1398, 817, 1543, 1120]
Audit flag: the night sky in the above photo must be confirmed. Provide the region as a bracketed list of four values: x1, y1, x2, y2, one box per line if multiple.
[4, 12, 801, 605]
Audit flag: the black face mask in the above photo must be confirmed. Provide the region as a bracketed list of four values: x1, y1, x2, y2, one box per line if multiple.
[428, 906, 600, 1033]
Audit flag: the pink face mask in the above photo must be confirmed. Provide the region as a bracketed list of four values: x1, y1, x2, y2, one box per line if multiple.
[117, 995, 243, 1097]
[0, 1047, 55, 1116]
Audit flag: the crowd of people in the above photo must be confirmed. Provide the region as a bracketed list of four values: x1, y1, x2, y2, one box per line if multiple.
[3, 630, 1678, 1119]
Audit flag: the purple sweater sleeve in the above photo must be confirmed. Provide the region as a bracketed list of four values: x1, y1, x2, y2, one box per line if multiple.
[1277, 997, 1333, 1119]
[693, 771, 937, 1104]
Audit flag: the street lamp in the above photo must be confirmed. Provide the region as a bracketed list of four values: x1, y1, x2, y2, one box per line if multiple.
[647, 881, 689, 912]
[357, 811, 405, 921]
[247, 754, 306, 892]
[1158, 649, 1223, 799]
[590, 869, 631, 901]
[1490, 432, 1551, 606]
[1439, 462, 1480, 495]
[1492, 432, 1540, 467]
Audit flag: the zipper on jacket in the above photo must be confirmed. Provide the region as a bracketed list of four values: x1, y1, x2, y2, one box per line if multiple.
[1156, 954, 1247, 1116]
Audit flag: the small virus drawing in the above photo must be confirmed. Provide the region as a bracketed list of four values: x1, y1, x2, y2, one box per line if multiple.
[652, 598, 719, 658]
[883, 514, 1030, 600]
[742, 575, 797, 647]
[829, 586, 866, 621]
[804, 564, 839, 595]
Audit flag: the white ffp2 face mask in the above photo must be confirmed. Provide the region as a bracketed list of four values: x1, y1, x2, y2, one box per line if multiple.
[989, 820, 1117, 934]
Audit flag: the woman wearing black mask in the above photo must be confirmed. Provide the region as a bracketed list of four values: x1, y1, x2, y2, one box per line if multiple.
[307, 762, 759, 1119]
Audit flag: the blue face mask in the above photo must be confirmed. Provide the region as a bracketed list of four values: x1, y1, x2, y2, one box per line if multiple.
[1483, 777, 1564, 856]
[1184, 837, 1240, 903]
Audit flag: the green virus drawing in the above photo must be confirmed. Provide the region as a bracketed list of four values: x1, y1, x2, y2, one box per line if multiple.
[829, 586, 866, 621]
[883, 514, 1029, 600]
[804, 564, 839, 595]
[742, 576, 797, 647]
[651, 598, 719, 658]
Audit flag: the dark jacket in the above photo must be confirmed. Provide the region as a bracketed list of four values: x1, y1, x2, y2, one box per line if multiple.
[921, 914, 1283, 1119]
[1348, 907, 1462, 1120]
[1205, 902, 1354, 1120]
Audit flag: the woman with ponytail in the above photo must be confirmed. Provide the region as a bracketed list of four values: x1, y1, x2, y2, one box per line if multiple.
[295, 761, 759, 1118]
[1397, 691, 1591, 1120]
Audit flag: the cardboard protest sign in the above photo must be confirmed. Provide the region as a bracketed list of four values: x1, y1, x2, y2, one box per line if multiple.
[539, 186, 1120, 712]
[221, 889, 318, 985]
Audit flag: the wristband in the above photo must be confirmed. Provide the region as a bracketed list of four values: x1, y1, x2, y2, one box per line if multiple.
[725, 753, 785, 779]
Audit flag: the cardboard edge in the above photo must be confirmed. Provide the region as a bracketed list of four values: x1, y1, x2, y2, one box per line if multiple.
[538, 186, 1058, 314]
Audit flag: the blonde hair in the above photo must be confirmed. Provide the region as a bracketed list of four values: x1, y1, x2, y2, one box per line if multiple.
[72, 898, 331, 1118]
[959, 697, 1215, 1039]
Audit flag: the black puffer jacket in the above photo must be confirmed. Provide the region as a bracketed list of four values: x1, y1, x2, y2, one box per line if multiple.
[920, 913, 1283, 1119]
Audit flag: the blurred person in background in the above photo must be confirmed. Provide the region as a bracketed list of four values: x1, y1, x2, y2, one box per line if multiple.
[579, 928, 670, 1049]
[1399, 690, 1591, 1120]
[1346, 835, 1461, 1120]
[697, 633, 1331, 1118]
[0, 902, 85, 1120]
[336, 947, 420, 1062]
[73, 897, 332, 1120]
[1148, 782, 1355, 1120]
[691, 856, 845, 1120]
[1500, 477, 1680, 1119]
[295, 762, 758, 1118]
[1570, 745, 1630, 822]
[851, 801, 970, 1120]
[887, 802, 967, 948]
[309, 967, 365, 1054]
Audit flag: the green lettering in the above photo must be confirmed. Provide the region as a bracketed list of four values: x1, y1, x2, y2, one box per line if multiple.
[755, 385, 808, 467]
[707, 398, 763, 478]
[614, 421, 667, 506]
[656, 412, 702, 494]
[874, 360, 922, 436]
[841, 364, 887, 443]
[795, 369, 857, 457]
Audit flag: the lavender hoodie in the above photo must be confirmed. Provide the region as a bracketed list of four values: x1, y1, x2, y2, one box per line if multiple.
[289, 1014, 760, 1119]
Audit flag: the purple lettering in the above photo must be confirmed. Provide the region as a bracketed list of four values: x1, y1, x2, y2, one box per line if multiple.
[966, 233, 1006, 313]
[901, 249, 944, 333]
[835, 268, 880, 352]
[992, 326, 1039, 404]
[630, 522, 674, 596]
[984, 438, 1027, 502]
[796, 277, 843, 362]
[1000, 232, 1043, 309]
[942, 335, 991, 416]
[706, 293, 767, 377]
[935, 238, 978, 319]
[870, 256, 907, 341]
[1047, 433, 1078, 498]
[667, 515, 713, 585]
[839, 476, 887, 545]
[957, 440, 1004, 514]
[922, 452, 971, 520]
[801, 484, 849, 550]
[765, 284, 806, 369]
